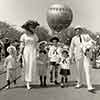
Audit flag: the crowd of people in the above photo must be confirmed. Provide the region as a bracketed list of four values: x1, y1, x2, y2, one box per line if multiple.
[1, 20, 100, 94]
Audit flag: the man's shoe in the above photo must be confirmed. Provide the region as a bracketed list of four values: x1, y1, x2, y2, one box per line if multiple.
[88, 88, 96, 94]
[55, 80, 59, 85]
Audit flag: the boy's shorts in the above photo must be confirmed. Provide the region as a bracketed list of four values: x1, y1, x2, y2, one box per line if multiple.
[50, 62, 59, 66]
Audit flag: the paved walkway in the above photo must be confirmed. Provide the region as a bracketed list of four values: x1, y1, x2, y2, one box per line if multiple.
[0, 63, 100, 100]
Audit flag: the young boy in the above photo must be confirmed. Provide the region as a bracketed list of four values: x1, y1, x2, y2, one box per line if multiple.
[4, 43, 17, 89]
[48, 36, 60, 84]
[59, 49, 70, 88]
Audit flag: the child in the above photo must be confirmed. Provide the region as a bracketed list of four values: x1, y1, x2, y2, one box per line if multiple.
[4, 44, 17, 89]
[59, 49, 70, 88]
[37, 50, 49, 87]
[48, 36, 60, 84]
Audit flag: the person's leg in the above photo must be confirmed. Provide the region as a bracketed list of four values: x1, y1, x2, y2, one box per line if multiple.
[6, 70, 10, 89]
[40, 75, 43, 87]
[65, 76, 68, 83]
[55, 64, 59, 84]
[44, 76, 47, 86]
[0, 51, 1, 61]
[50, 63, 54, 83]
[11, 70, 16, 87]
[60, 76, 64, 88]
[6, 80, 10, 89]
[83, 56, 94, 90]
[75, 59, 82, 88]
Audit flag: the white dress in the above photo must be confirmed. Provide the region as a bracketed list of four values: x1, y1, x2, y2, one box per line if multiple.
[20, 33, 38, 82]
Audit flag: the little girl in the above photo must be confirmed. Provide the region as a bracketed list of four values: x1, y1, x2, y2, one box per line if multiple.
[59, 49, 70, 88]
[4, 44, 17, 89]
[37, 50, 49, 87]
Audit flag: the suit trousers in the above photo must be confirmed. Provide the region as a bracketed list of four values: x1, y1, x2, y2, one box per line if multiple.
[75, 56, 93, 89]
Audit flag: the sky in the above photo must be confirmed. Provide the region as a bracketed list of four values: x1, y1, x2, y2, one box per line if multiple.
[0, 0, 100, 32]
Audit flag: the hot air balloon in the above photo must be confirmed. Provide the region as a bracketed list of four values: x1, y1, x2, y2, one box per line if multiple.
[46, 4, 73, 33]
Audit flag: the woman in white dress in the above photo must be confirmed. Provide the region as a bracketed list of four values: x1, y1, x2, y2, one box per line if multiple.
[19, 20, 39, 90]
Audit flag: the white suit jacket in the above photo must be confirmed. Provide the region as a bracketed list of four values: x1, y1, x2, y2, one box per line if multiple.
[69, 35, 83, 60]
[69, 34, 95, 60]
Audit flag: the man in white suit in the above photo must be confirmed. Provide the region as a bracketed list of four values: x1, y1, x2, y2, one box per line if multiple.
[69, 26, 95, 92]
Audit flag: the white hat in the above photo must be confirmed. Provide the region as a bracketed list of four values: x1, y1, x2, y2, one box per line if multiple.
[7, 46, 16, 54]
[74, 25, 82, 30]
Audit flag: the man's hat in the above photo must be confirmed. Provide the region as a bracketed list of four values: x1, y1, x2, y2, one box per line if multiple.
[50, 36, 59, 42]
[21, 20, 40, 30]
[74, 25, 83, 31]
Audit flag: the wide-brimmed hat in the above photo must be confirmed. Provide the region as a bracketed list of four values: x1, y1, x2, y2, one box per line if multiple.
[7, 46, 16, 54]
[50, 36, 59, 42]
[21, 20, 40, 31]
[39, 41, 47, 46]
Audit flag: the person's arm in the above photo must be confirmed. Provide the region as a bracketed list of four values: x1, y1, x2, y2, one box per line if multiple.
[3, 58, 8, 71]
[17, 34, 25, 62]
[86, 34, 96, 44]
[19, 34, 25, 55]
[69, 38, 75, 59]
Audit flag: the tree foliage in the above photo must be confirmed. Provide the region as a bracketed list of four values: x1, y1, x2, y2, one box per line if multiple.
[0, 21, 23, 41]
[52, 27, 75, 45]
[35, 26, 51, 42]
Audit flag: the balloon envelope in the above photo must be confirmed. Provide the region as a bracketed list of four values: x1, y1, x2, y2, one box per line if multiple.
[47, 4, 73, 32]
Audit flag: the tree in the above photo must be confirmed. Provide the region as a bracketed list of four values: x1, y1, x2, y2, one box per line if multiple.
[35, 26, 51, 42]
[0, 21, 23, 41]
[52, 27, 75, 45]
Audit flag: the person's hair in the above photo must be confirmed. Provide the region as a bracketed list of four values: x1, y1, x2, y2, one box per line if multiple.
[39, 50, 47, 54]
[62, 50, 69, 56]
[21, 20, 40, 33]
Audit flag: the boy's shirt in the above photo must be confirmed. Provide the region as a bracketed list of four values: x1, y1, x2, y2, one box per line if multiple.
[60, 57, 70, 69]
[4, 55, 17, 69]
[48, 45, 61, 63]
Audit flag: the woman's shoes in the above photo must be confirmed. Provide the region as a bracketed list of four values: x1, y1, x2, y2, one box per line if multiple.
[26, 82, 31, 90]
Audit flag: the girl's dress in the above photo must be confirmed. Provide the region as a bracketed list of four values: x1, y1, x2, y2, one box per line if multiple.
[37, 52, 48, 76]
[60, 57, 70, 76]
[20, 33, 38, 82]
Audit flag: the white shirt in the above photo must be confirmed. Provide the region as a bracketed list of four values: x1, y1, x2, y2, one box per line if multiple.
[60, 57, 70, 69]
[4, 55, 17, 69]
[48, 45, 60, 63]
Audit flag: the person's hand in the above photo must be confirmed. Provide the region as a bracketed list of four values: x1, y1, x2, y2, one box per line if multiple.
[2, 67, 6, 72]
[69, 57, 75, 64]
[17, 54, 22, 62]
